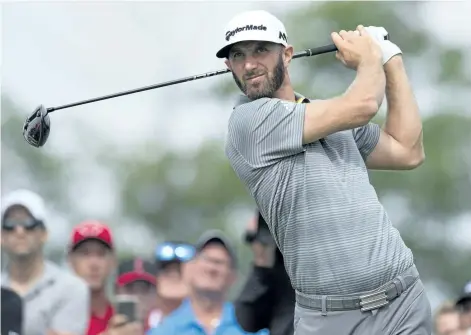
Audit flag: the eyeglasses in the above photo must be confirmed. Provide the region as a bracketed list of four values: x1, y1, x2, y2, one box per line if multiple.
[155, 242, 195, 262]
[2, 218, 43, 231]
[23, 105, 51, 148]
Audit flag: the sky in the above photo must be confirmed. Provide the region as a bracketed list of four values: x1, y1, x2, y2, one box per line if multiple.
[2, 0, 471, 310]
[3, 1, 470, 155]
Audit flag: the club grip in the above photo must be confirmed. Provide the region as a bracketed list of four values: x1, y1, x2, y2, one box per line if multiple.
[309, 44, 338, 55]
[297, 34, 390, 59]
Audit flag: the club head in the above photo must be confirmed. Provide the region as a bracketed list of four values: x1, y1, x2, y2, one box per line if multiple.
[22, 105, 51, 148]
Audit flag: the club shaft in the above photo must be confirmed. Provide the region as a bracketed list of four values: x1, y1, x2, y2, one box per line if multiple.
[47, 43, 337, 113]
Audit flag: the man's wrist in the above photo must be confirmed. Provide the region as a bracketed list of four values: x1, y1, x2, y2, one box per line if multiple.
[384, 55, 405, 73]
[358, 56, 383, 71]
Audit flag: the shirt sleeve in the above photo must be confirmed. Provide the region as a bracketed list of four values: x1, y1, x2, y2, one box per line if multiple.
[352, 122, 381, 161]
[228, 98, 306, 168]
[50, 276, 90, 335]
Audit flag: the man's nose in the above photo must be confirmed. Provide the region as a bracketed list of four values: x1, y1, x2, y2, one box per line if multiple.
[243, 56, 258, 72]
[13, 226, 26, 234]
[88, 255, 103, 267]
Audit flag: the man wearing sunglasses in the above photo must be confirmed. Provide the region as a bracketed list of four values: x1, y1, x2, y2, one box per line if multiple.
[1, 189, 89, 335]
[147, 241, 195, 329]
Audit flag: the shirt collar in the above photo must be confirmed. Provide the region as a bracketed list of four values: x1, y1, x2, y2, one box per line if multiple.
[175, 298, 237, 329]
[234, 91, 310, 108]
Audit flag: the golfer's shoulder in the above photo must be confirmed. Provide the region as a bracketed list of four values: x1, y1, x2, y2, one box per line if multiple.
[233, 95, 274, 111]
[229, 95, 283, 124]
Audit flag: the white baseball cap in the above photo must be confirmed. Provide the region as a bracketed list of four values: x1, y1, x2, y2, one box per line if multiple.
[1, 189, 47, 223]
[216, 10, 289, 59]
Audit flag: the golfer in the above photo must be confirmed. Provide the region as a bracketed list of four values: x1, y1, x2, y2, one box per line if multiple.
[218, 10, 432, 335]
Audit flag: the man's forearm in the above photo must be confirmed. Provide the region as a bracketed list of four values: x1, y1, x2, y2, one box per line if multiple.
[383, 56, 424, 156]
[346, 58, 386, 108]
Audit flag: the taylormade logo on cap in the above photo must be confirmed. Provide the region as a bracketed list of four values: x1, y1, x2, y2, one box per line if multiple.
[216, 10, 288, 58]
[225, 25, 267, 41]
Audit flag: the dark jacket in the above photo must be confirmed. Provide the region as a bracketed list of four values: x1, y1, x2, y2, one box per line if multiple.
[1, 287, 23, 335]
[234, 250, 295, 335]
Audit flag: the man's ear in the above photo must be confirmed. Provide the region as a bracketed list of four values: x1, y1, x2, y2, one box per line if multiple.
[283, 45, 294, 67]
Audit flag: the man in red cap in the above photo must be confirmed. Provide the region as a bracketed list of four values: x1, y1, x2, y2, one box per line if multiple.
[67, 220, 117, 335]
[69, 221, 116, 335]
[115, 258, 158, 331]
[68, 220, 143, 335]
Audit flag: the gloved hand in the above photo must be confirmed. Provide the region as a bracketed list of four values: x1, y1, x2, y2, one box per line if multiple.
[364, 26, 402, 65]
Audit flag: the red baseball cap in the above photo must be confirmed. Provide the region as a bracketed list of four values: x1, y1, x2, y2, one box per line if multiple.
[69, 220, 114, 251]
[116, 258, 156, 287]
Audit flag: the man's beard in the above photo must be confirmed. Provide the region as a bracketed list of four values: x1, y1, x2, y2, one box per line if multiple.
[233, 53, 285, 100]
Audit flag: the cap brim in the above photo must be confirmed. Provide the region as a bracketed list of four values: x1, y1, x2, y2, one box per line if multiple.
[116, 272, 156, 287]
[2, 204, 38, 223]
[70, 238, 113, 251]
[196, 230, 237, 267]
[197, 235, 229, 251]
[216, 44, 233, 59]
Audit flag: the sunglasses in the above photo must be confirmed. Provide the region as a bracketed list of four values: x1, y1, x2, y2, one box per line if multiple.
[23, 105, 51, 148]
[155, 242, 195, 262]
[2, 218, 43, 231]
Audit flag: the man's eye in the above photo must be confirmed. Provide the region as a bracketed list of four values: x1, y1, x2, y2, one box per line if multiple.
[256, 47, 268, 53]
[232, 52, 243, 58]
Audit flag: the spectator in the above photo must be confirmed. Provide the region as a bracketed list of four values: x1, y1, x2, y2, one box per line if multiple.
[1, 286, 23, 335]
[147, 230, 261, 335]
[434, 302, 467, 335]
[0, 189, 89, 335]
[456, 281, 471, 331]
[235, 211, 294, 335]
[146, 241, 195, 328]
[115, 258, 158, 330]
[67, 220, 117, 335]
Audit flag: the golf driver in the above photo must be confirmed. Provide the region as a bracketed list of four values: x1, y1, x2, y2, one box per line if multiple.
[22, 37, 388, 148]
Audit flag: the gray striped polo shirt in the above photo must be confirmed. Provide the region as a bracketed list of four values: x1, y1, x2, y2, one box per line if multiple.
[225, 93, 414, 296]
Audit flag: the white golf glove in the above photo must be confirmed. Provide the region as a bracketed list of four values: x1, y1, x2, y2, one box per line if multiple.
[364, 26, 402, 65]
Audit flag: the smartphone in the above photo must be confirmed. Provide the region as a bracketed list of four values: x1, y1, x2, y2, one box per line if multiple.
[115, 295, 138, 323]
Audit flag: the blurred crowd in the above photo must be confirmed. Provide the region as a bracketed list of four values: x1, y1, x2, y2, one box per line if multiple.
[1, 189, 470, 335]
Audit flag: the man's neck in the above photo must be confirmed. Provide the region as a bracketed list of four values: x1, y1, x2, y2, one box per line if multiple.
[8, 254, 44, 285]
[157, 297, 183, 317]
[273, 76, 296, 102]
[190, 292, 225, 332]
[91, 289, 110, 317]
